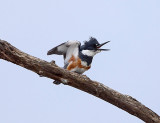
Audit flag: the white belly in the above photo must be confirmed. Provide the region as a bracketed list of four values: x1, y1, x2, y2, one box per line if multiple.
[70, 67, 86, 74]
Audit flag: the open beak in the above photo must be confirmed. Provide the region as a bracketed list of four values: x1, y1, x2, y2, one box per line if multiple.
[96, 41, 110, 51]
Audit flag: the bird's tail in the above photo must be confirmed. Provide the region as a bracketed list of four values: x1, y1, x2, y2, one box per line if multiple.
[53, 80, 61, 85]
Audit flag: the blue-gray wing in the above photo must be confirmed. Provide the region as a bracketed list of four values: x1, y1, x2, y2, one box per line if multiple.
[47, 42, 67, 56]
[47, 40, 81, 63]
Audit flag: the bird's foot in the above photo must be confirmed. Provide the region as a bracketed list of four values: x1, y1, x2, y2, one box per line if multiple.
[50, 60, 55, 64]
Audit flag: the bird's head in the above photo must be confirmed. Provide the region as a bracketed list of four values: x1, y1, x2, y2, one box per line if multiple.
[80, 37, 110, 57]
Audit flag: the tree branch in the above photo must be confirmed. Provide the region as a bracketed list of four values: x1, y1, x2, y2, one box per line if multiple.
[0, 40, 160, 123]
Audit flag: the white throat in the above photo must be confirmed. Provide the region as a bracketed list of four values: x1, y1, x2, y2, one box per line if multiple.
[82, 50, 100, 57]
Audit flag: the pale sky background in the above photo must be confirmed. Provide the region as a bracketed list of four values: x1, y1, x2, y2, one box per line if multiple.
[0, 0, 160, 123]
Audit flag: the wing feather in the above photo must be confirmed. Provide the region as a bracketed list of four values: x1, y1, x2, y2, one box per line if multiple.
[47, 40, 81, 61]
[47, 42, 68, 55]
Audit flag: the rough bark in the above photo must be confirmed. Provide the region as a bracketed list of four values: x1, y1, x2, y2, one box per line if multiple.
[0, 40, 160, 123]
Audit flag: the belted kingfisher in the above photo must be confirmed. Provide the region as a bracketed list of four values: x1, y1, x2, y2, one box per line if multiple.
[47, 37, 110, 84]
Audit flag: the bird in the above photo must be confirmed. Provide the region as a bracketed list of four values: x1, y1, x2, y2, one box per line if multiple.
[47, 37, 110, 84]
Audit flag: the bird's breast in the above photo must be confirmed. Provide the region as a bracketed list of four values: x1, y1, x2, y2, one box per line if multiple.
[67, 55, 91, 74]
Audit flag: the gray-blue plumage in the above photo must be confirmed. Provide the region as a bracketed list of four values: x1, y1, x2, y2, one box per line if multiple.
[79, 52, 93, 66]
